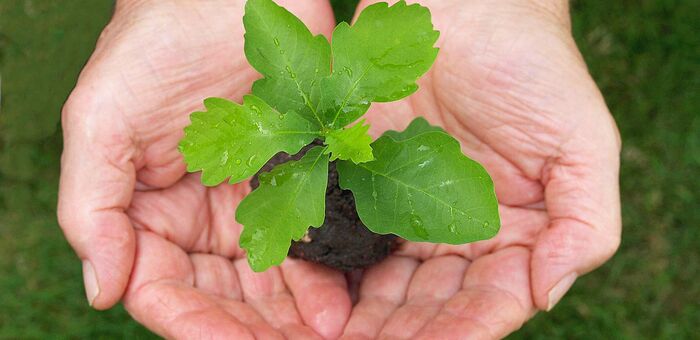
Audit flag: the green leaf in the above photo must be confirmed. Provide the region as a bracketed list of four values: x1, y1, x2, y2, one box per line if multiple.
[244, 0, 331, 126]
[324, 119, 374, 163]
[337, 127, 499, 244]
[383, 117, 445, 141]
[318, 1, 439, 128]
[236, 146, 329, 272]
[179, 95, 320, 186]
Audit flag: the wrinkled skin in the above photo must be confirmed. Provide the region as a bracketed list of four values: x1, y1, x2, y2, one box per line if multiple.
[58, 0, 621, 339]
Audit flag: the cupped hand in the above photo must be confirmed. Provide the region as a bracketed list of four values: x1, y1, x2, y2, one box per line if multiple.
[59, 0, 622, 338]
[57, 1, 351, 338]
[342, 0, 621, 339]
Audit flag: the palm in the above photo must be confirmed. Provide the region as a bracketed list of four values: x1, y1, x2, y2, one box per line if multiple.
[342, 1, 621, 338]
[125, 177, 345, 339]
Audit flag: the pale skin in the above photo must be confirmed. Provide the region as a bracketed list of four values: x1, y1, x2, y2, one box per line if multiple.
[58, 0, 621, 339]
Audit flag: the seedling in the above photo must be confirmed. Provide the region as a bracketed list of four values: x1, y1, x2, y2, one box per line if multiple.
[179, 0, 500, 272]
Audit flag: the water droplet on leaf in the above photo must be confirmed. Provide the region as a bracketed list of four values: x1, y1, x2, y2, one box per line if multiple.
[448, 222, 457, 233]
[252, 229, 265, 241]
[285, 65, 296, 78]
[235, 159, 242, 165]
[410, 215, 423, 228]
[223, 115, 235, 125]
[439, 180, 454, 188]
[273, 37, 280, 46]
[409, 214, 428, 239]
[483, 221, 489, 228]
[219, 151, 229, 165]
[246, 155, 257, 167]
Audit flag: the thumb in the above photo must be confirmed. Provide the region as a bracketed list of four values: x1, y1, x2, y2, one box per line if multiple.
[57, 91, 137, 310]
[531, 106, 622, 311]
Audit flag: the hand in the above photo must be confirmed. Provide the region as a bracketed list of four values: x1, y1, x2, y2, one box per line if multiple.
[342, 0, 621, 338]
[57, 1, 352, 338]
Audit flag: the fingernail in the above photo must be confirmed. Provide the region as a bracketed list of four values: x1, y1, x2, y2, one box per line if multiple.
[82, 260, 100, 306]
[546, 272, 577, 311]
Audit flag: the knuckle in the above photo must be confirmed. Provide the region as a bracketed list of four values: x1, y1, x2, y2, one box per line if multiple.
[599, 232, 621, 260]
[56, 205, 133, 257]
[56, 204, 77, 232]
[545, 228, 579, 261]
[62, 89, 135, 155]
[92, 218, 132, 253]
[61, 89, 92, 130]
[610, 117, 623, 152]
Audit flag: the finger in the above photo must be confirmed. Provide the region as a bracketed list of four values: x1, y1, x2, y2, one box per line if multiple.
[57, 95, 137, 309]
[190, 253, 243, 300]
[123, 230, 266, 339]
[219, 300, 301, 339]
[218, 300, 286, 340]
[342, 256, 419, 339]
[281, 258, 352, 339]
[234, 259, 322, 338]
[533, 134, 621, 310]
[378, 255, 469, 339]
[127, 173, 247, 258]
[414, 246, 534, 339]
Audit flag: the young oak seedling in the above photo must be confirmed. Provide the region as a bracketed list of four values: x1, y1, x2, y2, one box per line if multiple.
[179, 0, 500, 272]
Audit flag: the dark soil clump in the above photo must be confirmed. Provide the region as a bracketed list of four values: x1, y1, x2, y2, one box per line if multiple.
[250, 142, 398, 272]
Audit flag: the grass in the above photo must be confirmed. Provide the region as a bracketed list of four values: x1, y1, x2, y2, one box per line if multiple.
[1, 0, 698, 338]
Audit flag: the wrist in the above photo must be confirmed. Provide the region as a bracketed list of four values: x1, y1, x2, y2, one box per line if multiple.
[526, 0, 571, 27]
[115, 0, 146, 11]
[114, 0, 241, 14]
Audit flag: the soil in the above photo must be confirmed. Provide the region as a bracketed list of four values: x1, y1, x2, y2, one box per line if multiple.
[250, 141, 398, 272]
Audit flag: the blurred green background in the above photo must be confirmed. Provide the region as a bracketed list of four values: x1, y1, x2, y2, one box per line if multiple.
[0, 0, 697, 338]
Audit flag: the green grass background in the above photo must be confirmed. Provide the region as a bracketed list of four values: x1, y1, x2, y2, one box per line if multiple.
[0, 0, 697, 338]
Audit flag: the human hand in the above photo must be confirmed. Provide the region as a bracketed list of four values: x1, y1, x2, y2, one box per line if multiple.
[57, 0, 352, 338]
[342, 0, 621, 338]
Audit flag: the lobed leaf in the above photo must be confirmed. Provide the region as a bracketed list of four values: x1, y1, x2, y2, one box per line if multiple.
[337, 121, 499, 244]
[236, 146, 329, 272]
[318, 0, 439, 128]
[324, 119, 374, 163]
[383, 116, 445, 141]
[244, 0, 331, 127]
[179, 95, 320, 186]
